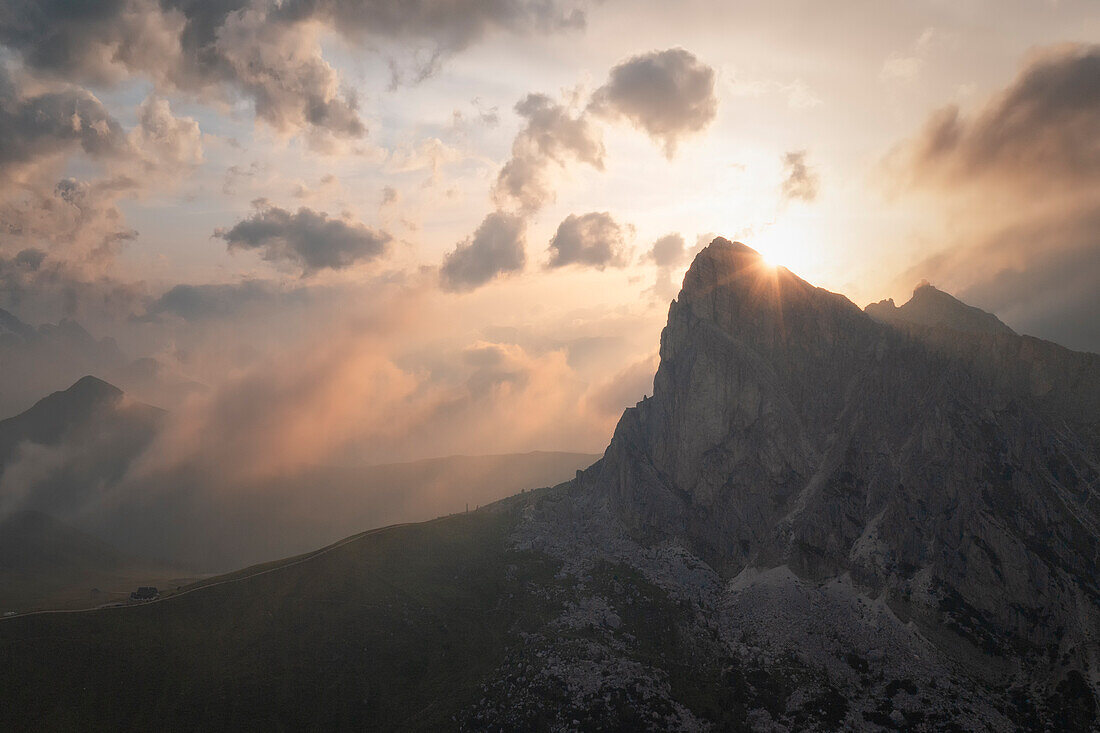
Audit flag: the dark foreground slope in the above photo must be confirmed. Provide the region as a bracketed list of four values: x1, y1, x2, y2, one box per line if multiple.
[0, 506, 722, 731]
[2, 239, 1098, 731]
[0, 512, 526, 731]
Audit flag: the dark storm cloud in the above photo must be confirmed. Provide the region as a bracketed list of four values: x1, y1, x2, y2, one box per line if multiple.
[900, 44, 1100, 187]
[889, 44, 1100, 354]
[0, 0, 589, 139]
[590, 48, 717, 157]
[547, 212, 628, 269]
[780, 151, 818, 203]
[440, 211, 526, 292]
[216, 204, 391, 275]
[494, 93, 604, 212]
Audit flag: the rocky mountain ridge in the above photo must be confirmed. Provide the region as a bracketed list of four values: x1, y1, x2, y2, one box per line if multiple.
[866, 282, 1016, 337]
[511, 238, 1099, 728]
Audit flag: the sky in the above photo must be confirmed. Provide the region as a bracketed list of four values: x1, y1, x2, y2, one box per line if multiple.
[1, 0, 1099, 465]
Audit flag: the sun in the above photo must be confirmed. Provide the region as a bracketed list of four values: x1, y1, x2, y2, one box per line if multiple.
[750, 219, 813, 274]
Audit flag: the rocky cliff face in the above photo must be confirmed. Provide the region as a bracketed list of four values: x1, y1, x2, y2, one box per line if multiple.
[511, 238, 1100, 729]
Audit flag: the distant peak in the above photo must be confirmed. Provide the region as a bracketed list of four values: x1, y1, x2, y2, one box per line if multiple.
[66, 375, 124, 402]
[866, 284, 1015, 337]
[910, 281, 947, 300]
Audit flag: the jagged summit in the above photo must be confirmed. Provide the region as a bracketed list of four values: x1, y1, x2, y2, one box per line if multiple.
[679, 237, 822, 305]
[865, 281, 1015, 336]
[673, 238, 866, 359]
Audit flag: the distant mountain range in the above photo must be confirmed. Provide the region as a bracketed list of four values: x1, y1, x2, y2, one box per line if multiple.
[1, 240, 1097, 730]
[0, 307, 203, 419]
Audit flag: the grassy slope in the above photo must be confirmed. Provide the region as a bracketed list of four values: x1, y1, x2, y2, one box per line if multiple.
[0, 499, 866, 731]
[0, 507, 563, 732]
[0, 511, 199, 613]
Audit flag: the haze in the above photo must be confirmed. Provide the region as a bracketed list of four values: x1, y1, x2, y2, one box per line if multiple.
[1, 0, 1099, 477]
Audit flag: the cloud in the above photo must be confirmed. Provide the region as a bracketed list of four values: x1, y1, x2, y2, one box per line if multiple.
[486, 47, 716, 226]
[216, 203, 391, 275]
[288, 0, 587, 49]
[885, 44, 1100, 353]
[0, 67, 128, 179]
[0, 0, 589, 139]
[646, 233, 687, 269]
[440, 211, 526, 291]
[547, 212, 629, 269]
[0, 248, 146, 325]
[590, 48, 717, 157]
[130, 96, 203, 174]
[213, 3, 364, 142]
[894, 44, 1100, 189]
[149, 281, 310, 321]
[494, 93, 604, 212]
[780, 150, 819, 203]
[644, 233, 689, 301]
[0, 68, 203, 281]
[126, 334, 426, 486]
[0, 170, 141, 274]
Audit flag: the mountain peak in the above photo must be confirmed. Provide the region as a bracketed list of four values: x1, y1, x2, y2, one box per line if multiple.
[0, 376, 132, 466]
[679, 238, 770, 298]
[66, 375, 124, 403]
[866, 282, 1015, 336]
[672, 236, 863, 357]
[695, 236, 762, 260]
